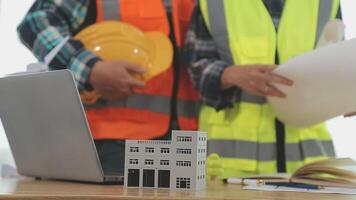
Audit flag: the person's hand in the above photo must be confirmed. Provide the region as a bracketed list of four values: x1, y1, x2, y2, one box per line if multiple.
[89, 61, 146, 101]
[221, 64, 293, 98]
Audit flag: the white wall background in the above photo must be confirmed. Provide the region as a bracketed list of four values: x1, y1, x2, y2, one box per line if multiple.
[0, 0, 356, 168]
[0, 0, 36, 167]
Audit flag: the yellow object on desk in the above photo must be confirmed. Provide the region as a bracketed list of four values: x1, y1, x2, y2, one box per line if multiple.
[207, 153, 224, 185]
[75, 21, 173, 104]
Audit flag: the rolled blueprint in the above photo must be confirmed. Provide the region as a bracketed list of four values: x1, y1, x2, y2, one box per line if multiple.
[268, 38, 356, 127]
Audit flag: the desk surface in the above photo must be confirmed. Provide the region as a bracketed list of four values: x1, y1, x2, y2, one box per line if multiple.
[0, 178, 355, 200]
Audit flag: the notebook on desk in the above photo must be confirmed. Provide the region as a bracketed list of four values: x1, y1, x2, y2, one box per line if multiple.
[0, 70, 123, 184]
[226, 158, 356, 194]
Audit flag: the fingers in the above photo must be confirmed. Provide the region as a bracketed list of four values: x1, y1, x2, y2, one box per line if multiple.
[250, 67, 292, 97]
[128, 78, 146, 88]
[99, 76, 144, 101]
[223, 64, 292, 98]
[89, 61, 147, 101]
[245, 80, 287, 98]
[267, 73, 294, 86]
[253, 64, 293, 86]
[254, 67, 293, 86]
[97, 86, 133, 101]
[264, 83, 286, 97]
[258, 64, 277, 72]
[245, 84, 286, 98]
[123, 63, 146, 74]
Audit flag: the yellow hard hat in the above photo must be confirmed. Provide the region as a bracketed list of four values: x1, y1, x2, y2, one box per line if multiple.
[75, 21, 173, 104]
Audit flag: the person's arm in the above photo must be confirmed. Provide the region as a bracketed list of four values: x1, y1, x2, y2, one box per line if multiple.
[183, 6, 240, 110]
[17, 0, 145, 101]
[184, 6, 292, 110]
[17, 0, 100, 91]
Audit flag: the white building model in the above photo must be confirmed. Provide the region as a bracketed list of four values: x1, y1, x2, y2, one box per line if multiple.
[124, 130, 207, 191]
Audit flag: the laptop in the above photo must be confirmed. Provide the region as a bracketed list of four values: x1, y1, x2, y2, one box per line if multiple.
[0, 70, 123, 184]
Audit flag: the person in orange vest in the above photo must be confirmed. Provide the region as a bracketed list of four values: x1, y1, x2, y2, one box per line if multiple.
[17, 0, 199, 174]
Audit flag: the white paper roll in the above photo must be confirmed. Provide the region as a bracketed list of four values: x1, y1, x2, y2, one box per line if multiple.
[268, 38, 356, 127]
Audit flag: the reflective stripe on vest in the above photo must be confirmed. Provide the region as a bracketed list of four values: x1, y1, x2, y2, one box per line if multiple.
[88, 0, 198, 139]
[86, 94, 199, 119]
[101, 0, 120, 20]
[208, 140, 335, 161]
[199, 0, 339, 177]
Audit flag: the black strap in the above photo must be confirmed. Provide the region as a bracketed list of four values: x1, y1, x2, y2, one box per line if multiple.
[275, 119, 286, 173]
[166, 7, 180, 134]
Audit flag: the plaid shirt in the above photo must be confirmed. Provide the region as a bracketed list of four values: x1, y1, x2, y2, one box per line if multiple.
[17, 0, 172, 91]
[184, 0, 286, 110]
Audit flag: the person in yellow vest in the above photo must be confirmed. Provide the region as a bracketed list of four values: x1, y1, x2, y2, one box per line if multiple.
[17, 0, 200, 174]
[185, 0, 342, 178]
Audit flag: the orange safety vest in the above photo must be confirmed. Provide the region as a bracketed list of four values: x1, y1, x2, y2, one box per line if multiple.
[85, 0, 200, 140]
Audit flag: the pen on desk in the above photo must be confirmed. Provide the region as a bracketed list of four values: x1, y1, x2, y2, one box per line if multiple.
[225, 178, 264, 186]
[265, 182, 320, 190]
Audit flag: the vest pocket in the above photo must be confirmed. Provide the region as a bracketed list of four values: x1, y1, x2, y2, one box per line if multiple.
[232, 36, 271, 64]
[137, 0, 166, 18]
[120, 0, 169, 34]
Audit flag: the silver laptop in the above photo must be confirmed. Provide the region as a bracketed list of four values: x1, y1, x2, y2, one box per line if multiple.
[0, 70, 123, 184]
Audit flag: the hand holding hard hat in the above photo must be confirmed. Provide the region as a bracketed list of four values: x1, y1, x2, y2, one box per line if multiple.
[75, 21, 173, 104]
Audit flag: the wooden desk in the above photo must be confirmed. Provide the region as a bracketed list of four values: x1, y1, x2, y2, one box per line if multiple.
[0, 178, 355, 200]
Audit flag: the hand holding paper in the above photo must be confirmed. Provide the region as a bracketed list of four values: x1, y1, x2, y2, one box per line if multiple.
[267, 20, 352, 127]
[268, 37, 356, 127]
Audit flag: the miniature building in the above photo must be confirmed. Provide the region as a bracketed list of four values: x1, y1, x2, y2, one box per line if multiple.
[124, 130, 207, 191]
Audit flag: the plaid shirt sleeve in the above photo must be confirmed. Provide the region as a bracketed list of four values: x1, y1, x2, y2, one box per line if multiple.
[17, 0, 101, 91]
[183, 6, 241, 110]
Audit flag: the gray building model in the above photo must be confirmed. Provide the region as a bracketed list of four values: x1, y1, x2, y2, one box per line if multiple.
[124, 130, 207, 191]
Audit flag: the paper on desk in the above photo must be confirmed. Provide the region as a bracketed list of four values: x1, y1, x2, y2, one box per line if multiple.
[244, 185, 356, 195]
[268, 38, 356, 127]
[1, 164, 19, 179]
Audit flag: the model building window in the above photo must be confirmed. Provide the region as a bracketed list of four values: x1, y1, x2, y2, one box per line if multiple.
[144, 159, 154, 165]
[177, 136, 192, 142]
[177, 136, 184, 142]
[160, 148, 170, 153]
[176, 148, 192, 154]
[129, 147, 139, 152]
[160, 160, 169, 166]
[184, 161, 191, 166]
[129, 159, 138, 165]
[176, 161, 191, 167]
[145, 147, 154, 153]
[176, 177, 191, 189]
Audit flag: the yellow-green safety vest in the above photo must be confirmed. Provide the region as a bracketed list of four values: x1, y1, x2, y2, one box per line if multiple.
[199, 0, 339, 178]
